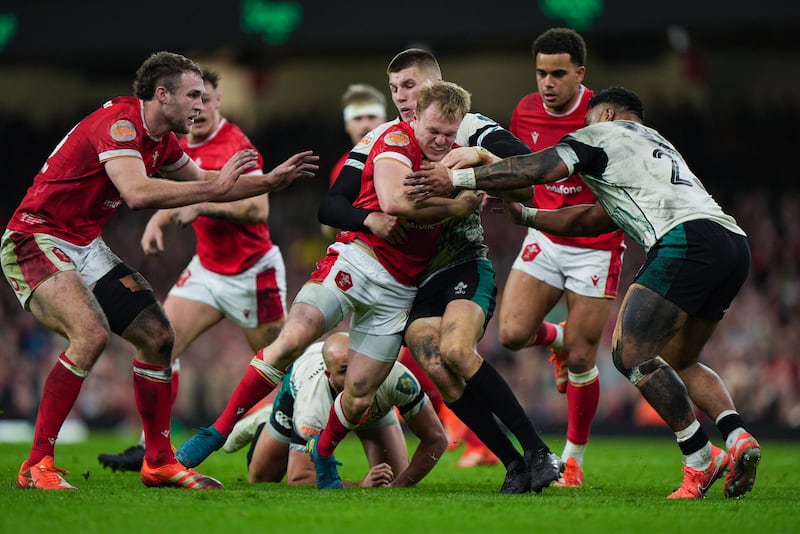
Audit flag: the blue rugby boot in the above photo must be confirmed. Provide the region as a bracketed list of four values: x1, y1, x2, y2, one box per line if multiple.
[307, 436, 344, 490]
[175, 427, 226, 468]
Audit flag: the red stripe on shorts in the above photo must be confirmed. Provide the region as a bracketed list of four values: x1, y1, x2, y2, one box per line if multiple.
[256, 267, 284, 324]
[10, 232, 62, 291]
[603, 241, 625, 298]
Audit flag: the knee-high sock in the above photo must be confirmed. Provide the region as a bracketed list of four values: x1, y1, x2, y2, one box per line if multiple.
[212, 349, 282, 436]
[397, 347, 444, 414]
[29, 353, 87, 465]
[447, 389, 521, 467]
[529, 321, 558, 347]
[465, 361, 547, 453]
[317, 393, 362, 457]
[565, 367, 600, 445]
[133, 359, 173, 467]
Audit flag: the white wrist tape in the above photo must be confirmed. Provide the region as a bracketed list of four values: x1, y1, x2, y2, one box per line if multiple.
[520, 206, 539, 227]
[451, 167, 477, 189]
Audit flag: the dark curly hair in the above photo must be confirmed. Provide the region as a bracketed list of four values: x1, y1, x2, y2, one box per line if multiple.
[532, 28, 587, 66]
[589, 86, 645, 121]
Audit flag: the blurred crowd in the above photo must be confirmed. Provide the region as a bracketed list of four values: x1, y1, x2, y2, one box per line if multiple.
[1, 94, 798, 437]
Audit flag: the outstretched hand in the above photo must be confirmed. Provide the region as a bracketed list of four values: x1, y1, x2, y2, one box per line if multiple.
[265, 150, 320, 192]
[215, 149, 259, 194]
[404, 161, 455, 203]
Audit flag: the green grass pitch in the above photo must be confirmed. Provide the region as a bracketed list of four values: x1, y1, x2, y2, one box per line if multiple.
[1, 432, 797, 533]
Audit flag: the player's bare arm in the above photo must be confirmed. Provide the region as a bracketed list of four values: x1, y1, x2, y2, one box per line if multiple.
[498, 200, 617, 236]
[389, 403, 447, 487]
[363, 212, 408, 245]
[140, 209, 173, 255]
[405, 147, 570, 199]
[375, 159, 479, 221]
[171, 194, 268, 226]
[109, 150, 258, 209]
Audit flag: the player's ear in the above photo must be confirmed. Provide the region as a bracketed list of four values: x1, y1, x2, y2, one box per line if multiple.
[155, 85, 169, 103]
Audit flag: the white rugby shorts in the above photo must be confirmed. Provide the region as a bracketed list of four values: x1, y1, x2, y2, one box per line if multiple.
[511, 228, 623, 299]
[168, 246, 287, 328]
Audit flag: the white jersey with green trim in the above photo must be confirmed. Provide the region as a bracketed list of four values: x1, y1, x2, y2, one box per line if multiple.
[556, 120, 745, 251]
[289, 344, 427, 445]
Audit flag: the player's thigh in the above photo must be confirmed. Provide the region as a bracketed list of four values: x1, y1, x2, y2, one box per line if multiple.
[29, 270, 109, 366]
[438, 300, 485, 376]
[659, 316, 718, 370]
[563, 292, 614, 366]
[163, 295, 225, 356]
[242, 317, 285, 352]
[440, 299, 485, 346]
[612, 283, 687, 368]
[344, 353, 394, 401]
[499, 268, 562, 333]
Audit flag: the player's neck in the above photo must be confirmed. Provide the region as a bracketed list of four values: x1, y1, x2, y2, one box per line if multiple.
[142, 100, 170, 138]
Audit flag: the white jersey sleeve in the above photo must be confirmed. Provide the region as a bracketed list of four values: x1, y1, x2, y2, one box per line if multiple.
[343, 119, 399, 172]
[289, 342, 333, 449]
[455, 113, 504, 147]
[371, 361, 428, 423]
[556, 121, 744, 250]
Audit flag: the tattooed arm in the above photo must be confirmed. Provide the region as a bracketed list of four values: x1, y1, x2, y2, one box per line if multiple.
[405, 146, 570, 200]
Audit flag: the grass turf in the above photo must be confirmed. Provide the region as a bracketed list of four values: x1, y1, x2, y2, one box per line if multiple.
[1, 432, 797, 533]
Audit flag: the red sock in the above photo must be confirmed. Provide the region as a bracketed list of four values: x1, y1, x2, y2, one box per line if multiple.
[133, 359, 173, 467]
[530, 321, 558, 347]
[565, 374, 600, 445]
[464, 428, 484, 447]
[212, 357, 279, 436]
[29, 353, 86, 465]
[317, 394, 360, 457]
[397, 347, 444, 413]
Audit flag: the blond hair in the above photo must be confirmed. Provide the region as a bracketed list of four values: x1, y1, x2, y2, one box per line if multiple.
[415, 80, 471, 121]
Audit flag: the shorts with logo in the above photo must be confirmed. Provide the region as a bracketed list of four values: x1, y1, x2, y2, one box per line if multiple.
[168, 246, 287, 328]
[1, 230, 122, 309]
[407, 258, 497, 332]
[294, 241, 416, 361]
[634, 219, 750, 321]
[512, 228, 624, 299]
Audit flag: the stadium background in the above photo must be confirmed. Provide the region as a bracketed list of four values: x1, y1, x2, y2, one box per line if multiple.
[0, 1, 798, 439]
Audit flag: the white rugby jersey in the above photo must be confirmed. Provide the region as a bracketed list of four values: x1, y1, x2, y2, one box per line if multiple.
[556, 120, 745, 251]
[289, 343, 427, 447]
